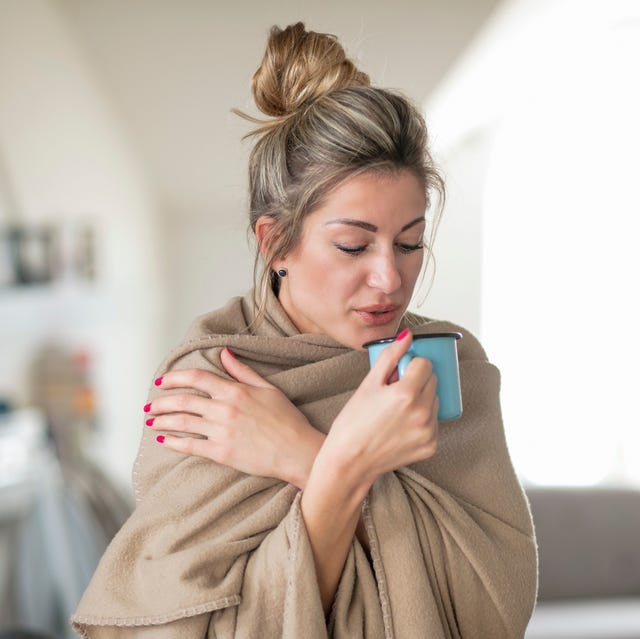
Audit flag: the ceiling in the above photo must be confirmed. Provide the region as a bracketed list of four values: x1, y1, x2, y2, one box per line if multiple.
[60, 0, 504, 222]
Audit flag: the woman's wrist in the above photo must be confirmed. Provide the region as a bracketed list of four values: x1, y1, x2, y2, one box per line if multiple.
[287, 425, 326, 490]
[310, 436, 375, 504]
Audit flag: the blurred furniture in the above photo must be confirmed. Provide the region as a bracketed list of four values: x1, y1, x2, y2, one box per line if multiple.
[0, 631, 57, 638]
[525, 486, 640, 639]
[0, 409, 132, 638]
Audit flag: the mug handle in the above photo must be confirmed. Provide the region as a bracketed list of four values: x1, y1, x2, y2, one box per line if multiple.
[397, 353, 413, 378]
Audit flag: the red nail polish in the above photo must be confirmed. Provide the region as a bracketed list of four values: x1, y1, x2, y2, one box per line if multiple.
[396, 328, 410, 341]
[146, 418, 154, 427]
[154, 377, 163, 386]
[144, 403, 151, 413]
[156, 435, 165, 444]
[226, 347, 236, 359]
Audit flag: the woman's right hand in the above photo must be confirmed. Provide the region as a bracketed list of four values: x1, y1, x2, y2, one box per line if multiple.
[299, 329, 438, 613]
[326, 330, 439, 485]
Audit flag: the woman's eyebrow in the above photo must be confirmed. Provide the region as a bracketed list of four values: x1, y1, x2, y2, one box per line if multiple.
[325, 216, 425, 232]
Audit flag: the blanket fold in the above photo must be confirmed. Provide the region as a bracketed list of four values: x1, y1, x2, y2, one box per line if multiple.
[71, 289, 537, 639]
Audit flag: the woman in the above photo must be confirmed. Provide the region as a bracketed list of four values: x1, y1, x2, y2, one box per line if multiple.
[72, 22, 537, 638]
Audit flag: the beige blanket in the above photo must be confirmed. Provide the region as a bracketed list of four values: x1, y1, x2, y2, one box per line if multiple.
[71, 289, 537, 638]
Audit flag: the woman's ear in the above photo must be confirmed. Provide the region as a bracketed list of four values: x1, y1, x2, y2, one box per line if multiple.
[254, 215, 277, 258]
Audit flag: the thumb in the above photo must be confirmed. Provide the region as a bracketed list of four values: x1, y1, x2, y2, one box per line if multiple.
[368, 328, 413, 385]
[220, 347, 274, 389]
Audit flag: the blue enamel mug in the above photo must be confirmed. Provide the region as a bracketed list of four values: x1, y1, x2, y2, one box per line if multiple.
[363, 332, 463, 422]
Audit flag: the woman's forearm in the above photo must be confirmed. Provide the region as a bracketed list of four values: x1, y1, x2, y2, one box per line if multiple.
[300, 444, 373, 615]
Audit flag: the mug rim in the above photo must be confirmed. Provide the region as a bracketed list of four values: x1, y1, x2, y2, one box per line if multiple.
[362, 331, 462, 349]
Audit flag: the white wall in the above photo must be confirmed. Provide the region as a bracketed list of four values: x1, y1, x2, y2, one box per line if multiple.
[0, 0, 165, 489]
[409, 126, 494, 335]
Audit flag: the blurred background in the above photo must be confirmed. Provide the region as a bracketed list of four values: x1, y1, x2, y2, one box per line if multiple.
[1, 0, 639, 637]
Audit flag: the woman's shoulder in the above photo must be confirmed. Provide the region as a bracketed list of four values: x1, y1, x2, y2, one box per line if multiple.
[403, 312, 489, 362]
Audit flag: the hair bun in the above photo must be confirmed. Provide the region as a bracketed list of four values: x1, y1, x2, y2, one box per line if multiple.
[251, 22, 370, 117]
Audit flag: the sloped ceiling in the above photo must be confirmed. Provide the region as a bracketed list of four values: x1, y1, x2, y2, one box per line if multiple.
[60, 0, 503, 222]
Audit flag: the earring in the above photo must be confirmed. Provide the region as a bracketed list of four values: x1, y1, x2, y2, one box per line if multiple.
[277, 268, 287, 277]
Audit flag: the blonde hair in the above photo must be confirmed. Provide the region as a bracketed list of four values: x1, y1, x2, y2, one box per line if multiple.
[235, 22, 445, 322]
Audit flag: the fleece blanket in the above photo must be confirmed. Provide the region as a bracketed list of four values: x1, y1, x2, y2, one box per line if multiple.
[71, 288, 537, 638]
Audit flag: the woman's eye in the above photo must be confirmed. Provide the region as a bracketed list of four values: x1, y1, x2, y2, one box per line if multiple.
[397, 242, 424, 254]
[335, 244, 366, 256]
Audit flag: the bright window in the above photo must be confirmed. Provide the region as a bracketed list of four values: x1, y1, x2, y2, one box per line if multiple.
[426, 0, 640, 486]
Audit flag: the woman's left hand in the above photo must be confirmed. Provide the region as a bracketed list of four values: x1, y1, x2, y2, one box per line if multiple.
[145, 348, 325, 489]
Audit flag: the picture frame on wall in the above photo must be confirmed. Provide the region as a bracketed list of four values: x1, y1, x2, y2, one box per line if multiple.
[0, 223, 96, 288]
[0, 226, 57, 287]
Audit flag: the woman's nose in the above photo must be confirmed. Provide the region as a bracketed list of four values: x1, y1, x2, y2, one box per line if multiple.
[366, 253, 402, 293]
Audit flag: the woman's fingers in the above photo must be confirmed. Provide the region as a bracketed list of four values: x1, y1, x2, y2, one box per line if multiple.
[154, 367, 228, 396]
[144, 349, 279, 450]
[419, 370, 439, 418]
[144, 350, 320, 484]
[219, 347, 275, 389]
[401, 356, 436, 392]
[148, 412, 214, 436]
[146, 395, 243, 433]
[402, 358, 439, 425]
[145, 393, 212, 418]
[149, 412, 237, 461]
[368, 329, 413, 386]
[153, 348, 274, 400]
[156, 433, 226, 462]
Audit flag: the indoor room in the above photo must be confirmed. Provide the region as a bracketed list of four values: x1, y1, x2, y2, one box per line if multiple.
[1, 1, 638, 637]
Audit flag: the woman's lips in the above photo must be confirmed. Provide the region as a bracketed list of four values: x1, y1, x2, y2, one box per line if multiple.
[354, 305, 400, 326]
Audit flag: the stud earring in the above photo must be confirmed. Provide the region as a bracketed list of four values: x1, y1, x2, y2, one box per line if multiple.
[277, 268, 287, 277]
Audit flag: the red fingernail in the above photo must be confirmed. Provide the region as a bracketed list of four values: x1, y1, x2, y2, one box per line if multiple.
[226, 347, 236, 359]
[156, 435, 165, 443]
[146, 418, 154, 427]
[154, 377, 163, 386]
[396, 328, 410, 341]
[144, 403, 151, 413]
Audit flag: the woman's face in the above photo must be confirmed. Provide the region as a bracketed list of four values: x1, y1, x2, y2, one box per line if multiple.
[276, 170, 427, 351]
